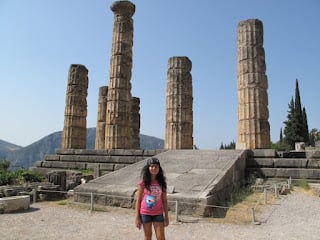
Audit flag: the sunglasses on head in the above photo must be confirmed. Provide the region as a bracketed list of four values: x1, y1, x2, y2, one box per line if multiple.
[147, 157, 160, 166]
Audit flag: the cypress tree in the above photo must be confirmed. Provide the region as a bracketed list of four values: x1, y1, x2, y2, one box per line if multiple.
[284, 97, 297, 149]
[219, 142, 224, 149]
[283, 79, 310, 149]
[294, 79, 304, 142]
[302, 107, 310, 144]
[279, 128, 283, 143]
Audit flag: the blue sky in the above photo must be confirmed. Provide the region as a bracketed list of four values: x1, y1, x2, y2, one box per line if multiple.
[0, 0, 319, 149]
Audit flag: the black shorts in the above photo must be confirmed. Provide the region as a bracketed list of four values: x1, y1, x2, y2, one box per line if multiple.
[140, 214, 164, 224]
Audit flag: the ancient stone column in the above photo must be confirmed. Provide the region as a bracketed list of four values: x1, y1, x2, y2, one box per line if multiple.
[105, 0, 135, 149]
[237, 19, 270, 149]
[61, 64, 88, 149]
[165, 57, 193, 149]
[130, 97, 140, 149]
[95, 86, 108, 150]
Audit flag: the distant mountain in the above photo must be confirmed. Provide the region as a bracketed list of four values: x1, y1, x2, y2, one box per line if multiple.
[0, 140, 22, 160]
[0, 128, 164, 169]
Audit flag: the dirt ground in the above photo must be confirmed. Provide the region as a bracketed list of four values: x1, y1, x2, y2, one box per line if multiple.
[1, 189, 320, 240]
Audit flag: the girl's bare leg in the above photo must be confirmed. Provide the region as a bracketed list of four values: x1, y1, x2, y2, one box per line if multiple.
[142, 222, 153, 240]
[153, 222, 165, 240]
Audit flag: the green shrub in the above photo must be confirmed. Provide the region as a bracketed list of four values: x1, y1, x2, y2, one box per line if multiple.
[0, 170, 13, 185]
[298, 178, 310, 190]
[0, 160, 10, 171]
[79, 168, 94, 175]
[0, 160, 46, 185]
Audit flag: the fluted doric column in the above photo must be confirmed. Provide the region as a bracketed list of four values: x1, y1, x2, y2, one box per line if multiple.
[165, 57, 193, 149]
[61, 64, 88, 149]
[237, 19, 270, 149]
[95, 86, 108, 150]
[105, 1, 135, 149]
[130, 97, 140, 149]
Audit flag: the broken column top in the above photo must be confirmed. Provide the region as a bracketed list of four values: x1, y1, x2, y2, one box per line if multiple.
[168, 56, 192, 71]
[238, 18, 263, 46]
[111, 0, 135, 17]
[238, 18, 263, 28]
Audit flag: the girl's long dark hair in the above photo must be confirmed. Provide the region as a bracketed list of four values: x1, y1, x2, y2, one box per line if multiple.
[141, 164, 167, 192]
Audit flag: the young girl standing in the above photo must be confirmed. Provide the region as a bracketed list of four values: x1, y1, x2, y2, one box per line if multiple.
[135, 157, 169, 240]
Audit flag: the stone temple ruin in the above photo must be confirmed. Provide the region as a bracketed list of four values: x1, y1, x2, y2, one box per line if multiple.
[32, 1, 320, 217]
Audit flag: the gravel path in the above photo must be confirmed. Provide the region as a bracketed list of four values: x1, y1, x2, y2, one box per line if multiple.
[1, 190, 320, 240]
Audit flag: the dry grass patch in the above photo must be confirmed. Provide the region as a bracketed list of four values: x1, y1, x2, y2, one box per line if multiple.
[205, 191, 278, 225]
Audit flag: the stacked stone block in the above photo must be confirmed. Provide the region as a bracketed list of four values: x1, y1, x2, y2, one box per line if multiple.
[61, 64, 88, 149]
[237, 19, 270, 149]
[95, 86, 108, 150]
[105, 1, 135, 149]
[165, 57, 193, 149]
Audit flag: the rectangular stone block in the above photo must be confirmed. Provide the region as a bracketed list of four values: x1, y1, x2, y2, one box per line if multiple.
[114, 164, 127, 171]
[59, 155, 88, 162]
[86, 163, 100, 170]
[86, 155, 112, 163]
[43, 161, 76, 169]
[275, 168, 320, 179]
[274, 159, 307, 168]
[255, 168, 276, 177]
[74, 162, 86, 170]
[110, 156, 142, 164]
[74, 149, 99, 155]
[99, 163, 114, 171]
[247, 149, 276, 158]
[308, 159, 320, 168]
[143, 149, 165, 156]
[34, 161, 43, 167]
[0, 196, 30, 213]
[55, 149, 76, 155]
[246, 158, 274, 167]
[44, 155, 60, 161]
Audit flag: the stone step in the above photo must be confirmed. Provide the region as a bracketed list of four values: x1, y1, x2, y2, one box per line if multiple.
[55, 149, 165, 156]
[247, 158, 320, 169]
[44, 154, 148, 164]
[247, 167, 320, 180]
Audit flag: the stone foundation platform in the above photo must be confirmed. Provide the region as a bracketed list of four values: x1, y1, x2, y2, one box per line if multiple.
[74, 150, 247, 217]
[32, 149, 165, 176]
